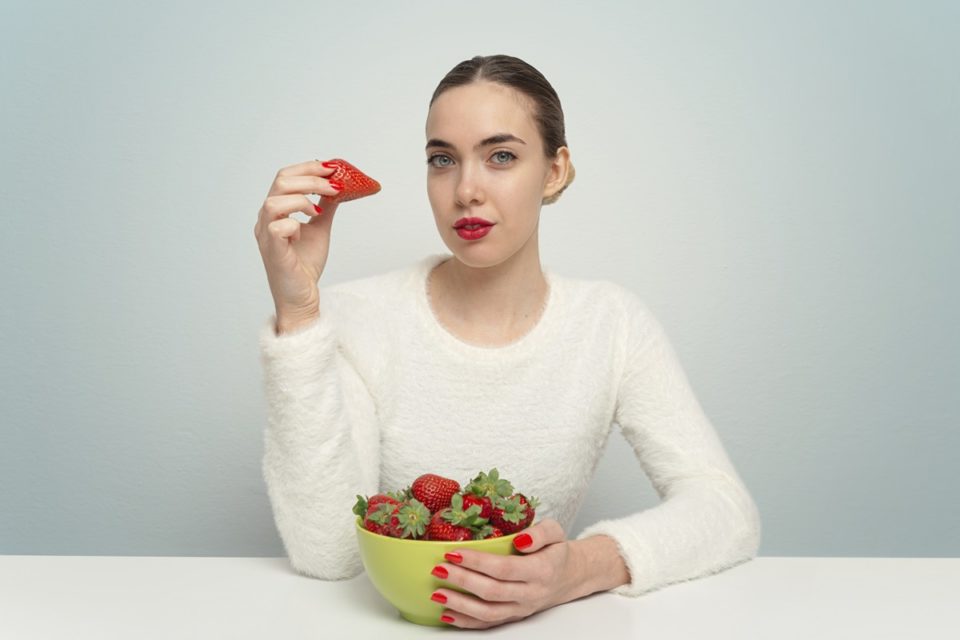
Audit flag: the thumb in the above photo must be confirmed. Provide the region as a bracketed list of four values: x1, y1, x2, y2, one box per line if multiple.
[512, 518, 566, 553]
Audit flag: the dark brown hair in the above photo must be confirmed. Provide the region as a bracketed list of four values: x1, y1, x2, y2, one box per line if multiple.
[429, 54, 575, 205]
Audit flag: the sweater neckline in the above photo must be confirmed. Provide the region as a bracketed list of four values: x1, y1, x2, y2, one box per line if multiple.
[414, 253, 558, 358]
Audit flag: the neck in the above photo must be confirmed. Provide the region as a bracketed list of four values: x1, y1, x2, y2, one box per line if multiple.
[429, 240, 548, 331]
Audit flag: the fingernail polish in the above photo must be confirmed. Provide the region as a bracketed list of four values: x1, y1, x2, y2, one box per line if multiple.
[313, 204, 323, 214]
[321, 161, 337, 168]
[329, 180, 344, 190]
[514, 533, 532, 550]
[441, 614, 455, 624]
[430, 592, 447, 604]
[444, 552, 463, 564]
[431, 565, 448, 579]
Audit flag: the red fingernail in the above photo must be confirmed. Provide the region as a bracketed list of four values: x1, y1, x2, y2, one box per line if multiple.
[444, 552, 463, 564]
[321, 161, 337, 168]
[313, 204, 323, 214]
[431, 565, 448, 579]
[441, 615, 455, 624]
[514, 533, 532, 550]
[329, 180, 344, 190]
[430, 592, 447, 604]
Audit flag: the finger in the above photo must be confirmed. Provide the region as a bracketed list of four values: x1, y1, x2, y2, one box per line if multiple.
[512, 518, 566, 553]
[444, 548, 532, 583]
[265, 217, 302, 247]
[258, 195, 324, 230]
[275, 158, 336, 179]
[437, 605, 525, 630]
[268, 174, 342, 199]
[434, 562, 524, 602]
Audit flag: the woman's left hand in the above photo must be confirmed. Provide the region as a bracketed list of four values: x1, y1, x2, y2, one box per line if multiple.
[429, 518, 588, 629]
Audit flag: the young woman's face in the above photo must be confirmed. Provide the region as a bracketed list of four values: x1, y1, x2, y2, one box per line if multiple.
[425, 81, 559, 266]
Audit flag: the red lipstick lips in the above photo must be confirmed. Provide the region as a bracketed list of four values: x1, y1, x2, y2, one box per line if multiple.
[453, 217, 494, 229]
[454, 217, 494, 241]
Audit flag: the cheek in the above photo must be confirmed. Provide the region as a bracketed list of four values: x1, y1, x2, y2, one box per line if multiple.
[506, 169, 546, 206]
[426, 177, 442, 206]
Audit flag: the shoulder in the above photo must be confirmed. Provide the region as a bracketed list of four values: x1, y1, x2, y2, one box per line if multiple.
[551, 270, 654, 322]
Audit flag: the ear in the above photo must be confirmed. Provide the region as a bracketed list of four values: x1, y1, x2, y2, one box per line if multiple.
[542, 146, 571, 200]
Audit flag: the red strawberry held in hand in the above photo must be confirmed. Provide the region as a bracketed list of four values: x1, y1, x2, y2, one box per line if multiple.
[411, 473, 461, 514]
[322, 158, 381, 203]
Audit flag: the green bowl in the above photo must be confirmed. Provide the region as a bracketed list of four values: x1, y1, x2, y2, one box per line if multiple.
[355, 517, 521, 626]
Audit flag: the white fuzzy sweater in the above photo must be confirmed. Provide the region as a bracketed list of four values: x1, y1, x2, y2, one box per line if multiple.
[258, 253, 761, 597]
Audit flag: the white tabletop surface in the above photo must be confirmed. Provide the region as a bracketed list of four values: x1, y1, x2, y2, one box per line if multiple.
[1, 555, 957, 639]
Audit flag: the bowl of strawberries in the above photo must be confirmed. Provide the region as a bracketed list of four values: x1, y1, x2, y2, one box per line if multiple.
[353, 468, 539, 626]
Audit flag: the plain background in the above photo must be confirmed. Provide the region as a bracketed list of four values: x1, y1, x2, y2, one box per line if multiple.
[1, 1, 957, 557]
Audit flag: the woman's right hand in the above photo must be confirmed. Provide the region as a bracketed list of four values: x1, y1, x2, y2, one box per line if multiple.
[254, 159, 344, 328]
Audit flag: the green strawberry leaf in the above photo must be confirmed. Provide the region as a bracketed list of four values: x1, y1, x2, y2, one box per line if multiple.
[352, 495, 368, 517]
[397, 499, 430, 539]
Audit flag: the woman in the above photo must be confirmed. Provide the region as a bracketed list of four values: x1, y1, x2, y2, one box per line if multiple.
[254, 54, 761, 630]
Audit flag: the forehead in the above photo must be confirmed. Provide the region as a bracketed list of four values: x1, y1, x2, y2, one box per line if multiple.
[426, 81, 538, 145]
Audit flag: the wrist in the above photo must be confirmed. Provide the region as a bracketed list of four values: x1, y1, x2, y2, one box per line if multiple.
[568, 535, 630, 597]
[275, 308, 320, 335]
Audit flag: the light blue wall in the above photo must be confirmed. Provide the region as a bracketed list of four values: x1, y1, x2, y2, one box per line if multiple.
[2, 1, 957, 556]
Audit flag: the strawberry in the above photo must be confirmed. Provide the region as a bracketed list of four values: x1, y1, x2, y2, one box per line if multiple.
[464, 468, 514, 501]
[425, 494, 487, 541]
[353, 493, 400, 534]
[394, 499, 431, 539]
[364, 499, 431, 539]
[368, 493, 400, 510]
[364, 502, 402, 537]
[490, 493, 540, 535]
[322, 158, 381, 203]
[425, 510, 473, 542]
[461, 493, 493, 520]
[514, 493, 539, 530]
[475, 524, 504, 539]
[411, 473, 461, 514]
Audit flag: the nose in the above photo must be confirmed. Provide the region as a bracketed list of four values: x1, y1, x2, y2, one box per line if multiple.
[454, 162, 484, 207]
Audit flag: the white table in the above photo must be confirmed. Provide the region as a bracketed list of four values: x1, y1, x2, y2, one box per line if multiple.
[1, 556, 956, 639]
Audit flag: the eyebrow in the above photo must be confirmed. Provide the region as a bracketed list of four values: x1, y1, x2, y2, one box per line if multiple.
[425, 133, 526, 151]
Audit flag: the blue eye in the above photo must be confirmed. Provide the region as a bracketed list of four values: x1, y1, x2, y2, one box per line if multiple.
[492, 150, 516, 164]
[427, 154, 452, 168]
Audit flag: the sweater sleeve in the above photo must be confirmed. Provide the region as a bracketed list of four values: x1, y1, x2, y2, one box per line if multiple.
[258, 310, 380, 581]
[574, 291, 762, 597]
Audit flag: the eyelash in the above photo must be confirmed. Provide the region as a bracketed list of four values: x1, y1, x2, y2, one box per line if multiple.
[426, 150, 517, 168]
